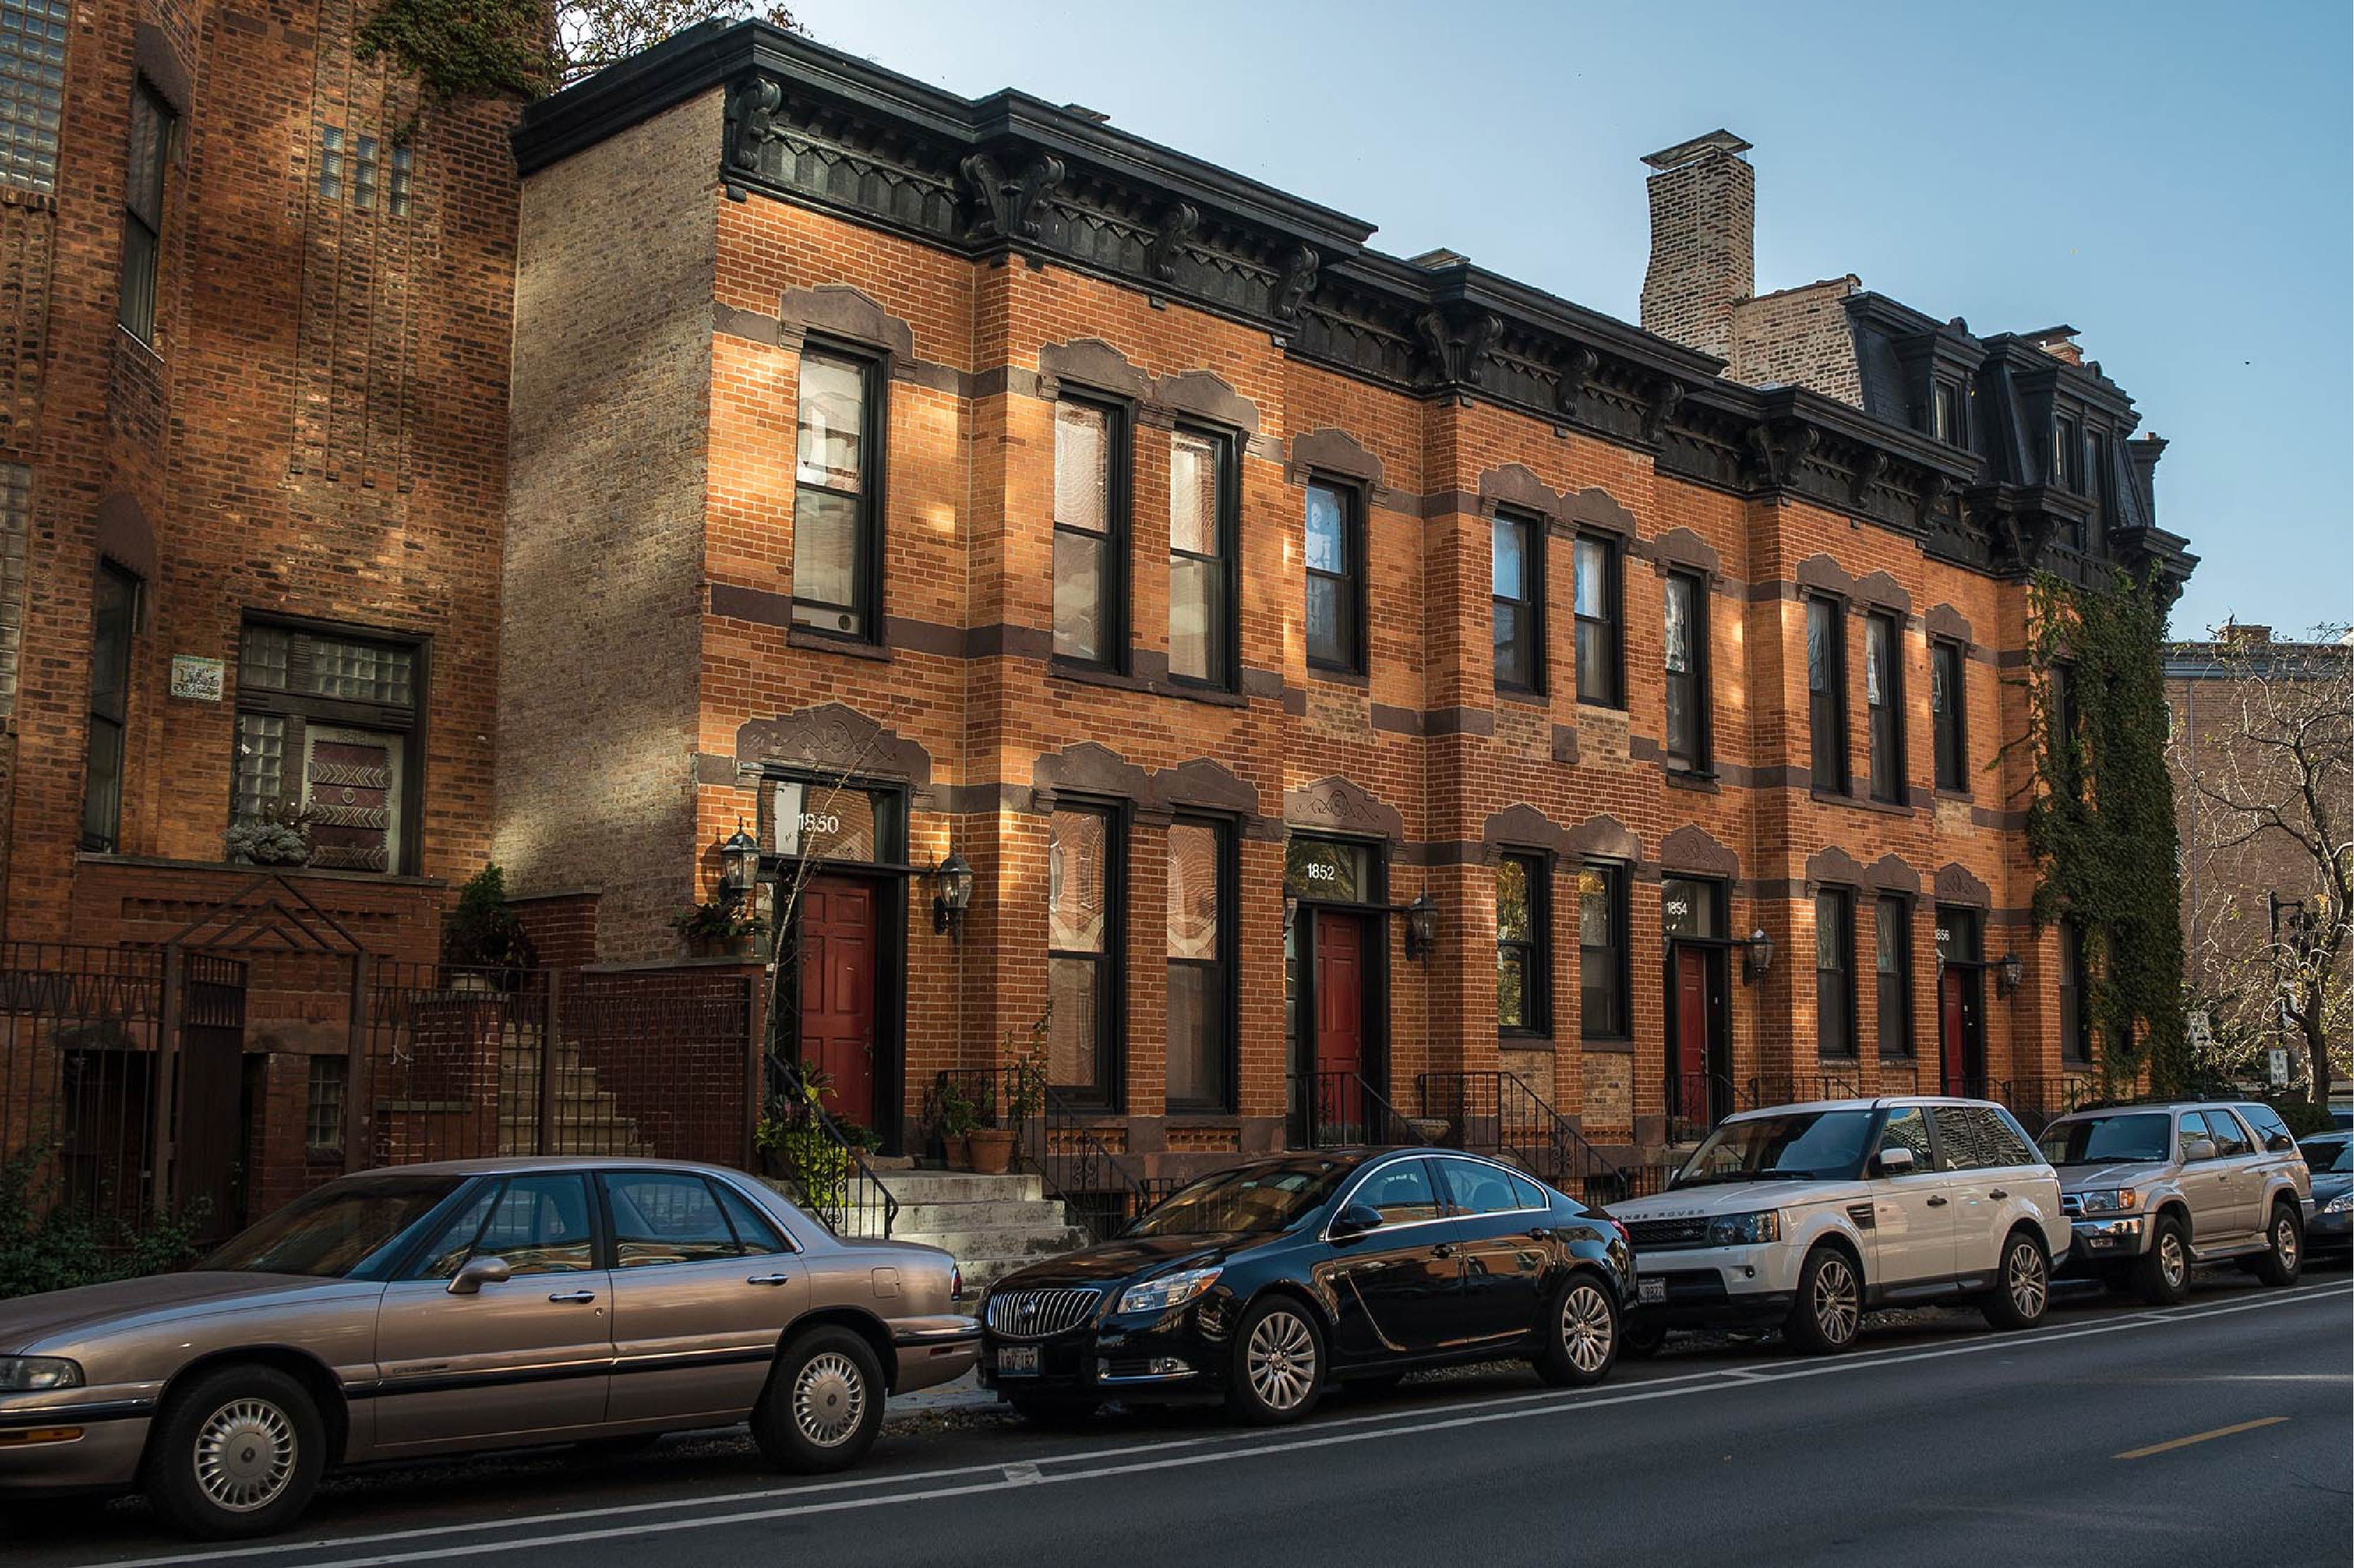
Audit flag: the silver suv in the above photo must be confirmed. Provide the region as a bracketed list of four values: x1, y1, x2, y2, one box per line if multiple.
[2036, 1100, 2311, 1304]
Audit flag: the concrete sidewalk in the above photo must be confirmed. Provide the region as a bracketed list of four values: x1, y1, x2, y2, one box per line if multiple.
[886, 1367, 998, 1423]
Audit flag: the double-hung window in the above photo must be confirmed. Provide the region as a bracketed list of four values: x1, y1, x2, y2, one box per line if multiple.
[80, 564, 138, 851]
[1053, 397, 1127, 667]
[1865, 611, 1904, 804]
[792, 346, 883, 640]
[1166, 818, 1233, 1111]
[1930, 379, 1963, 445]
[1169, 426, 1236, 688]
[1047, 806, 1121, 1104]
[1572, 534, 1622, 706]
[2052, 414, 2082, 491]
[118, 79, 174, 343]
[1496, 853, 1550, 1036]
[1491, 510, 1541, 694]
[1577, 860, 1628, 1040]
[1663, 570, 1709, 770]
[1816, 890, 1856, 1058]
[234, 621, 422, 874]
[1875, 897, 1911, 1058]
[1931, 639, 1967, 793]
[1807, 597, 1849, 793]
[1303, 479, 1361, 673]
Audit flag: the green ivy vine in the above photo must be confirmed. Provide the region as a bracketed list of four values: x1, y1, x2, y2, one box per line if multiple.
[2019, 570, 2189, 1094]
[354, 0, 561, 131]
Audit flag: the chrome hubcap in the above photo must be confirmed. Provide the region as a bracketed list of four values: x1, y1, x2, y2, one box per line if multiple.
[2275, 1216, 2298, 1269]
[192, 1398, 296, 1514]
[2159, 1232, 2185, 1288]
[791, 1351, 867, 1447]
[1245, 1309, 1317, 1411]
[1561, 1283, 1613, 1373]
[2007, 1241, 2048, 1317]
[1812, 1257, 1859, 1345]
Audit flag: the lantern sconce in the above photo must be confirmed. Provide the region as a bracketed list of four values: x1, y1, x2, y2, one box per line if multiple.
[1282, 890, 1301, 935]
[931, 851, 975, 942]
[1743, 927, 1774, 985]
[718, 822, 760, 909]
[1996, 951, 2024, 998]
[1402, 891, 1441, 961]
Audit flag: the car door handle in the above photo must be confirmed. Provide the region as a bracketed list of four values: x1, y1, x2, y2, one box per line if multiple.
[746, 1273, 793, 1286]
[1989, 1190, 2007, 1201]
[548, 1291, 597, 1304]
[1925, 1196, 1949, 1208]
[1430, 1243, 1457, 1258]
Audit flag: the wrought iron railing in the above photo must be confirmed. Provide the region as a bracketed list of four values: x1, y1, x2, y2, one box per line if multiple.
[1415, 1071, 1639, 1207]
[1743, 1070, 1868, 1111]
[928, 1067, 1147, 1243]
[1666, 1070, 1738, 1144]
[1297, 1069, 1421, 1149]
[767, 1056, 899, 1240]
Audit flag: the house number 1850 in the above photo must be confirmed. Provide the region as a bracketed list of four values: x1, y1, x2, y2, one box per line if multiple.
[799, 812, 841, 836]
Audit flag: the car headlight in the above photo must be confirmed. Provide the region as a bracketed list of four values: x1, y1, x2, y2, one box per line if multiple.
[1116, 1266, 1223, 1315]
[2078, 1190, 2140, 1214]
[2324, 1192, 2353, 1216]
[1705, 1211, 1781, 1245]
[0, 1357, 82, 1393]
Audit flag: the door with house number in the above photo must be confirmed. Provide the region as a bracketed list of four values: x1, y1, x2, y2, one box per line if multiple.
[1315, 912, 1370, 1135]
[799, 877, 878, 1130]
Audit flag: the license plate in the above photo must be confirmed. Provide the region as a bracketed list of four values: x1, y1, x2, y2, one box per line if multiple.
[996, 1345, 1041, 1377]
[1637, 1276, 1666, 1305]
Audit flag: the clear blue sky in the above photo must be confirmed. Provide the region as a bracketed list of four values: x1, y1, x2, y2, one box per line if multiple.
[789, 0, 2352, 638]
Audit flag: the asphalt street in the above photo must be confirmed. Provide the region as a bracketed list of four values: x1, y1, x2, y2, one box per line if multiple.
[8, 1269, 2349, 1568]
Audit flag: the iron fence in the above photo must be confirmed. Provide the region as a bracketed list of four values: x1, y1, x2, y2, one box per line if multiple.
[928, 1067, 1146, 1243]
[1415, 1070, 1636, 1204]
[0, 943, 165, 1233]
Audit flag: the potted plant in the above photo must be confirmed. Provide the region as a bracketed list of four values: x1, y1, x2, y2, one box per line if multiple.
[225, 798, 316, 868]
[936, 1078, 981, 1171]
[968, 1011, 1049, 1176]
[674, 898, 766, 959]
[441, 864, 537, 987]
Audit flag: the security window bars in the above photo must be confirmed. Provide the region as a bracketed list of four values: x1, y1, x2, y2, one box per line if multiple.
[1875, 897, 1911, 1058]
[0, 0, 68, 193]
[1807, 597, 1849, 793]
[1816, 890, 1856, 1058]
[80, 563, 138, 851]
[1932, 639, 1967, 793]
[792, 346, 882, 640]
[1572, 534, 1622, 707]
[1492, 510, 1541, 694]
[1664, 570, 1709, 770]
[117, 79, 173, 342]
[1053, 397, 1126, 668]
[1169, 426, 1235, 688]
[1048, 806, 1121, 1103]
[1578, 860, 1628, 1041]
[1865, 611, 1904, 804]
[1304, 479, 1361, 673]
[1496, 853, 1550, 1036]
[1166, 818, 1233, 1111]
[234, 621, 422, 874]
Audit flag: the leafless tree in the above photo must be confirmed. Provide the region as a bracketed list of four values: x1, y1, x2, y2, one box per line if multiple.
[2170, 626, 2353, 1103]
[556, 0, 799, 83]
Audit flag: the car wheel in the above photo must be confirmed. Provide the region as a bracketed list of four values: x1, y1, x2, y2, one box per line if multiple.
[1980, 1229, 2051, 1331]
[2135, 1214, 2192, 1305]
[751, 1327, 885, 1473]
[1621, 1319, 1667, 1359]
[1784, 1246, 1863, 1355]
[141, 1364, 325, 1540]
[2251, 1201, 2304, 1286]
[1005, 1396, 1100, 1428]
[1535, 1273, 1620, 1387]
[1224, 1296, 1324, 1426]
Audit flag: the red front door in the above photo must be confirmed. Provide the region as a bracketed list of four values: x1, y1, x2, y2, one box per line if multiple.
[1314, 914, 1366, 1080]
[1939, 967, 1968, 1094]
[1671, 947, 1709, 1118]
[799, 877, 878, 1130]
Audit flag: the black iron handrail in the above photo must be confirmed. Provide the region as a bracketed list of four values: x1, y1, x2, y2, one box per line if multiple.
[1743, 1070, 1867, 1111]
[1416, 1070, 1638, 1206]
[1297, 1069, 1420, 1149]
[767, 1055, 899, 1240]
[1665, 1070, 1738, 1144]
[929, 1067, 1147, 1243]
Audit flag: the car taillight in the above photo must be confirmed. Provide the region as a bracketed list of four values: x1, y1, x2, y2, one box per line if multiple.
[952, 1263, 965, 1300]
[1608, 1216, 1632, 1252]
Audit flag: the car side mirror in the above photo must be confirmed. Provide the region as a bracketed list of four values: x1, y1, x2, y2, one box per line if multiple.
[1329, 1202, 1384, 1242]
[2180, 1137, 2218, 1163]
[447, 1255, 513, 1296]
[1875, 1146, 1916, 1177]
[2266, 1134, 2296, 1154]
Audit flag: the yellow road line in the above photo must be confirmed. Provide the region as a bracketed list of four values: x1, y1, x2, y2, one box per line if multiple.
[2114, 1416, 2288, 1460]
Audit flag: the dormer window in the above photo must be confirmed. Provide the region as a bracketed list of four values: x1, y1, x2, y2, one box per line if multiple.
[1931, 380, 1963, 445]
[2051, 414, 2083, 491]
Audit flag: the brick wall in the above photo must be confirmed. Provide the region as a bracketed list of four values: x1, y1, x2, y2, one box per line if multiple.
[1731, 277, 1864, 405]
[1639, 133, 1755, 363]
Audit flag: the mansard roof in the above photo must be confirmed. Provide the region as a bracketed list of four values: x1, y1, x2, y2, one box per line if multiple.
[514, 20, 2192, 600]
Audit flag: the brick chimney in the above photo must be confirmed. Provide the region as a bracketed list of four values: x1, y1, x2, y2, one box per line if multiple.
[2221, 621, 2273, 647]
[1639, 130, 1755, 360]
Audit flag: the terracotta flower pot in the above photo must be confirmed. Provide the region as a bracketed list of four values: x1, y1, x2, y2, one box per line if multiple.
[966, 1127, 1017, 1175]
[943, 1134, 974, 1171]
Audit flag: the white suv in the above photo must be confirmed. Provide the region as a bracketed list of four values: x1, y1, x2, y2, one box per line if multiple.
[1610, 1097, 2071, 1353]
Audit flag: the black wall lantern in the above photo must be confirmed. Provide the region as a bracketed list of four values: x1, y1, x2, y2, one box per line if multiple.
[718, 822, 760, 909]
[1282, 890, 1300, 934]
[1402, 891, 1440, 960]
[1743, 927, 1774, 984]
[931, 851, 975, 942]
[1995, 951, 2023, 997]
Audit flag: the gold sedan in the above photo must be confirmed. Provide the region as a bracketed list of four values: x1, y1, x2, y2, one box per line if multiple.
[0, 1158, 976, 1538]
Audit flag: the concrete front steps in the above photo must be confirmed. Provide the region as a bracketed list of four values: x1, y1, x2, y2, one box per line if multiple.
[496, 1034, 652, 1156]
[840, 1170, 1087, 1291]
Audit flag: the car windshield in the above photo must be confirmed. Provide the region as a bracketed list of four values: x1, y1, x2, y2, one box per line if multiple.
[2300, 1138, 2353, 1174]
[1675, 1111, 1875, 1186]
[202, 1175, 464, 1279]
[2038, 1112, 2172, 1166]
[1127, 1159, 1354, 1237]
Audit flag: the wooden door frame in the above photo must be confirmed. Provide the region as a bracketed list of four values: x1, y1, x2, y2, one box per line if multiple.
[1663, 936, 1733, 1112]
[1932, 904, 1988, 1094]
[1289, 875, 1393, 1139]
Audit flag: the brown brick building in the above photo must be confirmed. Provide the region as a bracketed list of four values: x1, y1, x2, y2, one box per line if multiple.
[494, 25, 2194, 1178]
[0, 0, 522, 1216]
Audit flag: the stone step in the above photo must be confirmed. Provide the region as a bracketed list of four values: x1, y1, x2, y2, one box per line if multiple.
[865, 1172, 1046, 1205]
[889, 1223, 1088, 1261]
[883, 1198, 1075, 1235]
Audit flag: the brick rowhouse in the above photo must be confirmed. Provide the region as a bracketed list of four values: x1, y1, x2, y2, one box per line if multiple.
[495, 25, 2194, 1180]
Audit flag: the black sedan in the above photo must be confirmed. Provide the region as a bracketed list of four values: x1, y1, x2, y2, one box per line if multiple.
[977, 1148, 1635, 1425]
[2301, 1132, 2352, 1257]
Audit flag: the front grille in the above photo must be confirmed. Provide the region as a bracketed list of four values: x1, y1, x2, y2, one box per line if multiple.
[986, 1286, 1103, 1339]
[1624, 1216, 1711, 1250]
[2060, 1192, 2084, 1217]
